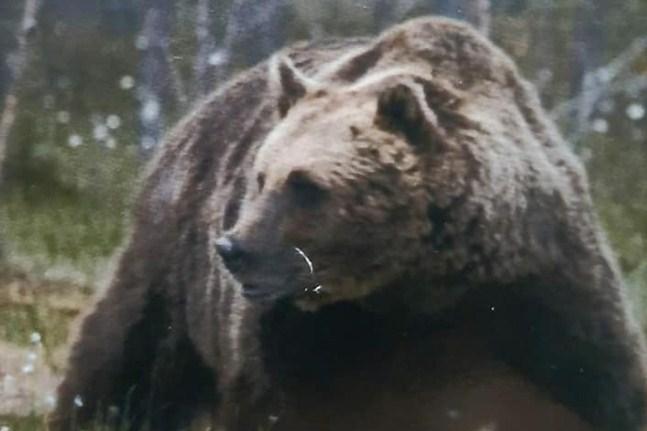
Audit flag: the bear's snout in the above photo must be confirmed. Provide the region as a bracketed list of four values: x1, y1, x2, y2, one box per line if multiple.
[215, 236, 251, 273]
[215, 234, 318, 302]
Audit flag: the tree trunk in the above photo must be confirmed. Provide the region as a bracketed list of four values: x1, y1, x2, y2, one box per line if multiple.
[137, 0, 186, 158]
[569, 1, 607, 142]
[193, 0, 217, 97]
[464, 0, 490, 37]
[0, 0, 41, 182]
[209, 0, 288, 84]
[530, 4, 556, 104]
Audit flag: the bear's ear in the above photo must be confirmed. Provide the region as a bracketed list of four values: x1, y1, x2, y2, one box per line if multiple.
[271, 56, 317, 117]
[375, 82, 449, 150]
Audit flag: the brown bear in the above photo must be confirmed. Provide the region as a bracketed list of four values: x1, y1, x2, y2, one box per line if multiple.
[49, 16, 647, 431]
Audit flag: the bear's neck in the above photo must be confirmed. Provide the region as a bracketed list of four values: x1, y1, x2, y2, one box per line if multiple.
[357, 276, 474, 318]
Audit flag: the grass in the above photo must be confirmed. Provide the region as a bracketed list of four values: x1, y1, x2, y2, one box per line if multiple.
[0, 142, 139, 429]
[0, 265, 89, 351]
[0, 414, 46, 431]
[0, 140, 139, 284]
[1, 189, 123, 284]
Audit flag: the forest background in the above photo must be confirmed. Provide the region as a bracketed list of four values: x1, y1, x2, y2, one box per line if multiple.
[1, 0, 646, 428]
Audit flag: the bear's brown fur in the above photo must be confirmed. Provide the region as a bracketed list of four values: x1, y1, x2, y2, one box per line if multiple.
[49, 17, 647, 431]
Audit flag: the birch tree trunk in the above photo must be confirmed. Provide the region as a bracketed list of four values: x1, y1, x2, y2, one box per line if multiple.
[569, 1, 607, 143]
[193, 0, 217, 97]
[530, 4, 556, 103]
[464, 0, 490, 37]
[209, 0, 288, 84]
[0, 0, 41, 181]
[137, 0, 186, 157]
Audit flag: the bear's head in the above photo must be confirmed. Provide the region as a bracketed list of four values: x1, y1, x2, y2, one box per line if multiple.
[216, 57, 485, 309]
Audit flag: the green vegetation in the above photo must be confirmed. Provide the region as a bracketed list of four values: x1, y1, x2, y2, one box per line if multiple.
[0, 265, 87, 349]
[0, 144, 138, 284]
[588, 132, 647, 320]
[0, 415, 45, 431]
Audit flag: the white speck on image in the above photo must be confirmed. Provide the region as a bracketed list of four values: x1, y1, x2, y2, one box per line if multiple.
[208, 50, 228, 66]
[141, 136, 156, 150]
[626, 103, 645, 121]
[44, 393, 57, 407]
[119, 75, 135, 90]
[106, 114, 121, 129]
[106, 137, 117, 149]
[30, 331, 41, 344]
[21, 363, 34, 374]
[1, 425, 11, 431]
[591, 118, 608, 134]
[68, 134, 83, 148]
[93, 124, 109, 141]
[74, 395, 84, 407]
[142, 99, 160, 122]
[135, 35, 149, 50]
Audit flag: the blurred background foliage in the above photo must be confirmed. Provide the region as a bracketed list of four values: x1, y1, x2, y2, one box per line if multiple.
[0, 0, 646, 421]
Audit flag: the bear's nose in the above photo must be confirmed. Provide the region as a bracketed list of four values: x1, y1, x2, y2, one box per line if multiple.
[215, 236, 249, 271]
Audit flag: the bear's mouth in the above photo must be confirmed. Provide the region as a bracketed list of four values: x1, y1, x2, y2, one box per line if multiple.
[232, 247, 326, 303]
[241, 279, 326, 303]
[241, 283, 287, 301]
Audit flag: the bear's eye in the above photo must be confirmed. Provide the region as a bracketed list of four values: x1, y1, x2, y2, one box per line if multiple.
[256, 173, 266, 192]
[286, 170, 327, 209]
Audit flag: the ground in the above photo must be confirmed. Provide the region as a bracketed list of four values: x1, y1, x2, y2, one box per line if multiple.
[0, 268, 90, 430]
